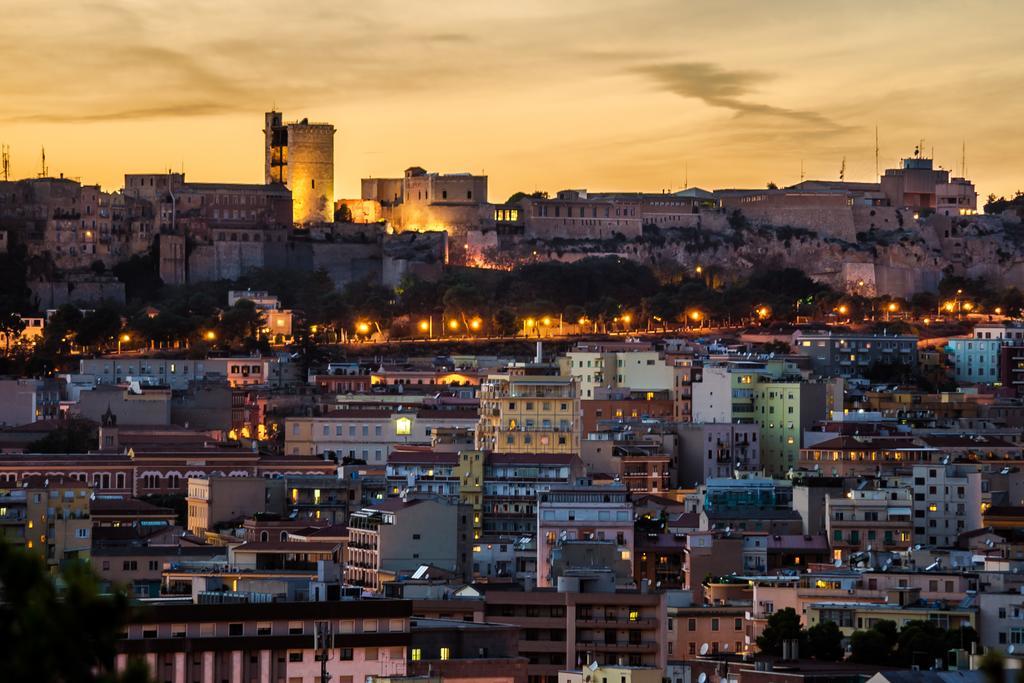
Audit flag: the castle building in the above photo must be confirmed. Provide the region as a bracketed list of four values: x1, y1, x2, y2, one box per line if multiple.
[264, 111, 335, 224]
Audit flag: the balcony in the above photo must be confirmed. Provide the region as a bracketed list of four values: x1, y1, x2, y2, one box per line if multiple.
[576, 640, 658, 654]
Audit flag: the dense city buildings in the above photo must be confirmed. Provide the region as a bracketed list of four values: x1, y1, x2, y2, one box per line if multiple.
[3, 85, 1024, 683]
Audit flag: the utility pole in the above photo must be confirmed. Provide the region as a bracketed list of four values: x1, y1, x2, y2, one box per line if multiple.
[314, 620, 333, 683]
[874, 125, 879, 178]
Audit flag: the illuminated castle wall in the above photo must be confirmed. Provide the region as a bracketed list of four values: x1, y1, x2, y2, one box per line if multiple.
[264, 111, 335, 225]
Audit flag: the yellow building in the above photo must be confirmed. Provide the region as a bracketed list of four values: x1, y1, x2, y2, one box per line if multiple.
[0, 476, 91, 571]
[454, 450, 485, 539]
[805, 587, 975, 636]
[559, 665, 664, 683]
[477, 368, 579, 454]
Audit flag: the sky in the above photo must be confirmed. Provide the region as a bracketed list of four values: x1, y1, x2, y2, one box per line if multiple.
[2, 0, 1023, 203]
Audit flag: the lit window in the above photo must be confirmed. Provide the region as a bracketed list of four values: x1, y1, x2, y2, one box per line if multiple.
[395, 417, 412, 435]
[440, 647, 450, 661]
[411, 648, 422, 661]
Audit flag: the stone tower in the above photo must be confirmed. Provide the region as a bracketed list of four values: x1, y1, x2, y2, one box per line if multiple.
[264, 111, 335, 225]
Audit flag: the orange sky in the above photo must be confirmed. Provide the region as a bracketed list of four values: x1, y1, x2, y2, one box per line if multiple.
[3, 0, 1023, 203]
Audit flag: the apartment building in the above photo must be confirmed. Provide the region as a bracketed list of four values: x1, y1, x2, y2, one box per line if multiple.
[346, 497, 472, 591]
[676, 422, 760, 486]
[792, 329, 918, 378]
[477, 580, 667, 683]
[693, 361, 841, 475]
[826, 486, 913, 560]
[905, 464, 983, 547]
[285, 406, 478, 460]
[949, 322, 1024, 384]
[483, 452, 585, 535]
[477, 368, 579, 454]
[537, 483, 634, 588]
[116, 600, 411, 683]
[0, 476, 91, 570]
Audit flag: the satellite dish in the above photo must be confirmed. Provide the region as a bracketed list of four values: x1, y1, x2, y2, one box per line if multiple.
[698, 674, 708, 683]
[1009, 645, 1016, 655]
[700, 643, 710, 656]
[589, 661, 599, 672]
[834, 558, 843, 568]
[723, 643, 730, 651]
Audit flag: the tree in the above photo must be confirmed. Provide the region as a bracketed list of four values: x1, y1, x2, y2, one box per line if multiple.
[76, 306, 124, 350]
[492, 308, 518, 336]
[767, 181, 779, 190]
[28, 419, 97, 453]
[0, 541, 151, 682]
[756, 607, 804, 656]
[848, 625, 893, 664]
[217, 300, 265, 347]
[805, 621, 844, 661]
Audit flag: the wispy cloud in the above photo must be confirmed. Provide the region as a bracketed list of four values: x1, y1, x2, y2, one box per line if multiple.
[632, 61, 845, 131]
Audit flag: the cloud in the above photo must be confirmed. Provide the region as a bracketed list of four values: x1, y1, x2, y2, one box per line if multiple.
[633, 61, 844, 131]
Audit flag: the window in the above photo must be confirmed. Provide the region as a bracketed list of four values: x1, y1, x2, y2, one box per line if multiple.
[440, 647, 450, 661]
[339, 648, 353, 660]
[365, 648, 378, 661]
[229, 623, 243, 636]
[711, 618, 719, 631]
[288, 652, 303, 663]
[411, 648, 422, 661]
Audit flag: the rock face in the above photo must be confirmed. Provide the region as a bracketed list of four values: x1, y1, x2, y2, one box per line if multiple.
[478, 210, 1024, 297]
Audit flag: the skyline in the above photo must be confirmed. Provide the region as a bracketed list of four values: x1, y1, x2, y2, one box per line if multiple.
[2, 0, 1023, 202]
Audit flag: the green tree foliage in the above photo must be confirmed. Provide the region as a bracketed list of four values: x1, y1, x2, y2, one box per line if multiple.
[805, 621, 844, 662]
[217, 299, 265, 348]
[0, 541, 150, 683]
[894, 621, 977, 669]
[76, 306, 124, 349]
[492, 308, 518, 336]
[756, 607, 805, 656]
[27, 419, 98, 453]
[849, 623, 894, 664]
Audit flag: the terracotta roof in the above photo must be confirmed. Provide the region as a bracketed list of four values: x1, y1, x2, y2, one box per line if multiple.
[804, 435, 931, 450]
[233, 541, 340, 552]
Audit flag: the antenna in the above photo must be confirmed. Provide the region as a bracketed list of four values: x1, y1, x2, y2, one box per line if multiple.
[874, 125, 879, 178]
[684, 161, 688, 190]
[800, 159, 804, 182]
[961, 140, 966, 178]
[1, 144, 9, 182]
[39, 146, 47, 178]
[839, 156, 846, 182]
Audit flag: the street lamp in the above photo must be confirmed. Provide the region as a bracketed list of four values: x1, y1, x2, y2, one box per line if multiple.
[419, 319, 431, 338]
[886, 301, 899, 321]
[356, 321, 371, 336]
[204, 330, 216, 342]
[118, 333, 130, 354]
[689, 309, 704, 328]
[756, 306, 771, 320]
[469, 317, 482, 332]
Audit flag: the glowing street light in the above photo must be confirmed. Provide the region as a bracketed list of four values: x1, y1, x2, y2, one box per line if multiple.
[204, 330, 216, 341]
[756, 306, 771, 320]
[963, 302, 974, 312]
[469, 317, 482, 331]
[621, 314, 632, 327]
[836, 304, 849, 316]
[887, 302, 899, 312]
[695, 265, 703, 275]
[117, 333, 130, 354]
[541, 316, 552, 326]
[995, 307, 1003, 315]
[356, 321, 371, 335]
[943, 301, 956, 313]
